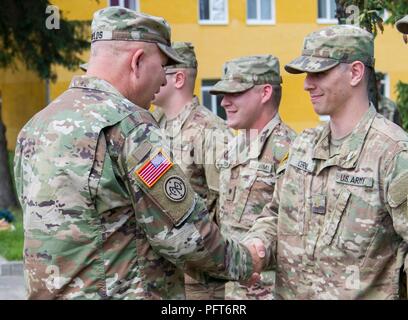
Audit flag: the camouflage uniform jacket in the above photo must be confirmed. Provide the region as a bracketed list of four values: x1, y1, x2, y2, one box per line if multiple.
[159, 96, 232, 222]
[378, 95, 400, 125]
[246, 106, 408, 299]
[217, 113, 296, 240]
[13, 76, 254, 300]
[150, 105, 165, 123]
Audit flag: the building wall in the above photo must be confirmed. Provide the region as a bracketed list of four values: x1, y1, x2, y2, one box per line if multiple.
[1, 0, 407, 150]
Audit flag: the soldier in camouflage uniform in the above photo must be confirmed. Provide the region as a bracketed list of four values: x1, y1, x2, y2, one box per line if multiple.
[375, 71, 401, 125]
[152, 41, 232, 299]
[210, 55, 297, 300]
[244, 25, 408, 299]
[13, 7, 260, 300]
[396, 15, 408, 34]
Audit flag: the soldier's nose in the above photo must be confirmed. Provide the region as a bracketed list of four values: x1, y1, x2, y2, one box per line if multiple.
[221, 95, 230, 107]
[304, 74, 315, 91]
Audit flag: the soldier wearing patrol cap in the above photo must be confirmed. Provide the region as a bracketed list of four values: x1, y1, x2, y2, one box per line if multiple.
[152, 42, 233, 300]
[396, 15, 408, 34]
[210, 55, 296, 300]
[244, 25, 408, 299]
[13, 6, 262, 300]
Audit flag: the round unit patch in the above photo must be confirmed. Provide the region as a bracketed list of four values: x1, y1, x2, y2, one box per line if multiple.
[164, 176, 187, 202]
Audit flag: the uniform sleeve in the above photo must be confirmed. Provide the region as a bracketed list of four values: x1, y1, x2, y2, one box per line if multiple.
[202, 126, 231, 222]
[119, 121, 254, 281]
[385, 148, 408, 294]
[241, 153, 290, 271]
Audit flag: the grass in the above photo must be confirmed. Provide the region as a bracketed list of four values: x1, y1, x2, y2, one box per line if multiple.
[0, 208, 24, 261]
[0, 152, 23, 261]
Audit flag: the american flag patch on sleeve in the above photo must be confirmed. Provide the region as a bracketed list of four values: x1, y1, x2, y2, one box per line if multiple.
[136, 150, 173, 188]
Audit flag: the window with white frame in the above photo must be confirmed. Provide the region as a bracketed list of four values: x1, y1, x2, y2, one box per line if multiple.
[247, 0, 276, 24]
[317, 0, 337, 24]
[202, 80, 226, 119]
[108, 0, 139, 11]
[377, 73, 391, 98]
[199, 0, 228, 24]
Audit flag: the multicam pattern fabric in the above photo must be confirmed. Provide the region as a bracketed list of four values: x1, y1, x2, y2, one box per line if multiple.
[210, 55, 282, 94]
[13, 76, 254, 300]
[91, 7, 183, 65]
[246, 106, 408, 299]
[166, 42, 198, 69]
[217, 113, 296, 300]
[159, 97, 232, 299]
[150, 105, 165, 123]
[285, 25, 374, 74]
[159, 96, 231, 225]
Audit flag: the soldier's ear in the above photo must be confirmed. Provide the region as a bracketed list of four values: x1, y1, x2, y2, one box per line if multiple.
[350, 61, 365, 87]
[130, 48, 145, 78]
[261, 84, 273, 104]
[174, 71, 186, 89]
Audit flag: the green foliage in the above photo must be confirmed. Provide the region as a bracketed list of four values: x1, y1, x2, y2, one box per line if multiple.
[336, 0, 408, 36]
[0, 0, 90, 81]
[0, 209, 23, 261]
[397, 81, 408, 132]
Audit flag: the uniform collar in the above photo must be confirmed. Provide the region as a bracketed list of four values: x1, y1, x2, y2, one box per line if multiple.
[163, 96, 200, 132]
[313, 104, 376, 170]
[69, 75, 126, 98]
[230, 112, 281, 166]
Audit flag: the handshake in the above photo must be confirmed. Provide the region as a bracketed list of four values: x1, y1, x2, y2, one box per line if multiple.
[242, 238, 266, 286]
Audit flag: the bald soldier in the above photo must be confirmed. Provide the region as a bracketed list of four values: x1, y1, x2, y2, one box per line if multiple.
[13, 7, 261, 300]
[210, 55, 296, 299]
[244, 25, 408, 299]
[152, 42, 232, 299]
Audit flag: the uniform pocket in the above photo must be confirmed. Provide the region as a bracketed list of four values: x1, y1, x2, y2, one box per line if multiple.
[233, 168, 257, 223]
[320, 188, 381, 265]
[235, 169, 277, 229]
[321, 188, 351, 246]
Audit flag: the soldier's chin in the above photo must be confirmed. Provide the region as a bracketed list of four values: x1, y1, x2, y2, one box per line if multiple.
[226, 119, 238, 130]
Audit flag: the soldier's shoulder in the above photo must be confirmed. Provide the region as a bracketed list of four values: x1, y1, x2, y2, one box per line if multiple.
[295, 125, 324, 146]
[191, 104, 227, 129]
[371, 115, 408, 145]
[119, 108, 159, 136]
[276, 121, 297, 141]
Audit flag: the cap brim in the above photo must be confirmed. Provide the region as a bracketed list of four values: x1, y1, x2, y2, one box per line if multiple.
[209, 80, 254, 95]
[79, 63, 88, 72]
[157, 43, 186, 66]
[285, 56, 340, 74]
[396, 17, 408, 34]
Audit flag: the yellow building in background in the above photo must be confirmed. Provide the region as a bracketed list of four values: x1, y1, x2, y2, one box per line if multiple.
[1, 0, 407, 150]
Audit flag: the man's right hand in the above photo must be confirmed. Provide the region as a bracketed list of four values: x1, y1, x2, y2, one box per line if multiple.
[242, 238, 266, 286]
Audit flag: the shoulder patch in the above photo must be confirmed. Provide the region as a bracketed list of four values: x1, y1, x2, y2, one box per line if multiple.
[136, 150, 173, 188]
[372, 118, 408, 143]
[130, 150, 196, 227]
[388, 171, 408, 208]
[164, 176, 187, 202]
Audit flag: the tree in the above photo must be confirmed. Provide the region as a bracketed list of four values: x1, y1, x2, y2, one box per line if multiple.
[335, 0, 408, 129]
[335, 0, 408, 40]
[0, 0, 90, 209]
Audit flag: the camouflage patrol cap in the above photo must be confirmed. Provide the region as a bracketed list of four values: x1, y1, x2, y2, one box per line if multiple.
[166, 42, 198, 69]
[285, 25, 374, 74]
[91, 6, 184, 65]
[210, 55, 282, 95]
[396, 15, 408, 34]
